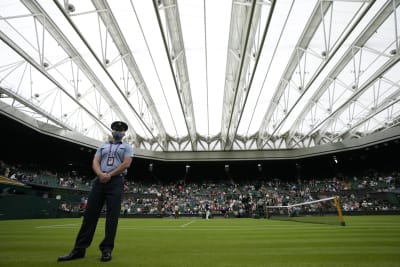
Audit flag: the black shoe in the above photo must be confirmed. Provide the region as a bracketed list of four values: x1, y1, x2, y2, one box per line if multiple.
[101, 251, 112, 262]
[57, 250, 85, 261]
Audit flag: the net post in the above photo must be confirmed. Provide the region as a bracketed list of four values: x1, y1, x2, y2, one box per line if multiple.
[334, 196, 346, 226]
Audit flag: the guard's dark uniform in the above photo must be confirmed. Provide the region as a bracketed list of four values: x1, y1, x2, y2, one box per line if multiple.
[58, 121, 133, 262]
[74, 172, 126, 252]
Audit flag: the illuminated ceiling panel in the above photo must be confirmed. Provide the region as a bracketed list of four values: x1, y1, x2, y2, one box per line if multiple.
[0, 0, 399, 152]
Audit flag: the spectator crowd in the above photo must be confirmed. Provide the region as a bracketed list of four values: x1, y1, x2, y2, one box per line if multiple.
[1, 159, 399, 218]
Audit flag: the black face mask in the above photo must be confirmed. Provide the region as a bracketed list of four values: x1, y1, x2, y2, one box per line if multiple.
[112, 131, 123, 141]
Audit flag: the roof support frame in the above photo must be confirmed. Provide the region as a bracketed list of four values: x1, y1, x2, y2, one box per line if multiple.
[257, 0, 333, 148]
[0, 85, 72, 130]
[0, 30, 110, 136]
[223, 0, 276, 151]
[152, 0, 197, 150]
[258, 1, 375, 149]
[53, 0, 169, 149]
[222, 0, 256, 149]
[289, 54, 400, 148]
[288, 0, 399, 145]
[91, 0, 168, 149]
[336, 76, 400, 140]
[22, 0, 135, 136]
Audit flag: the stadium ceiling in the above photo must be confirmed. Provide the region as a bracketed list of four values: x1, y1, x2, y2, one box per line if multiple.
[1, 0, 400, 153]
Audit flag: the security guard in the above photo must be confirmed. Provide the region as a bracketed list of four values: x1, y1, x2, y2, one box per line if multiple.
[58, 121, 133, 262]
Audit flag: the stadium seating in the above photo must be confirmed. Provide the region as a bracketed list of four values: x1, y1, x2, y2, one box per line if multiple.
[0, 159, 399, 219]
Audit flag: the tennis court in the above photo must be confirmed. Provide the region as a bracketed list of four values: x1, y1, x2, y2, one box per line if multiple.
[0, 215, 399, 267]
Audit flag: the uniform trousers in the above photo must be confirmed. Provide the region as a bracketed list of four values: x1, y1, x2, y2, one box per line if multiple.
[73, 175, 124, 253]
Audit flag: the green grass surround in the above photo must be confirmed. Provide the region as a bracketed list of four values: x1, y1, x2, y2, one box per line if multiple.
[0, 215, 399, 267]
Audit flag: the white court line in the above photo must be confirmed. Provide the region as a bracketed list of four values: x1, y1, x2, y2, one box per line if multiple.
[35, 223, 80, 229]
[180, 220, 195, 227]
[36, 223, 111, 229]
[35, 224, 343, 231]
[117, 226, 324, 231]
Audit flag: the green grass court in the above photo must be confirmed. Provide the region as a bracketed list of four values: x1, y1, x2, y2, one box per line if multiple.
[0, 215, 399, 267]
